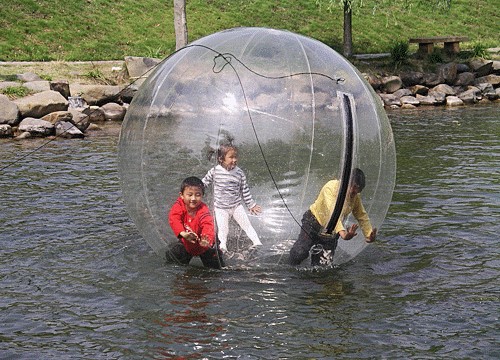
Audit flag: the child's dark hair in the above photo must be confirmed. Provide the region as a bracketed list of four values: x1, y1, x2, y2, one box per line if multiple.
[180, 176, 205, 194]
[351, 168, 366, 190]
[217, 143, 237, 164]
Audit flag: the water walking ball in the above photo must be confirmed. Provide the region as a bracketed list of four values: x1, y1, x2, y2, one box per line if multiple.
[118, 27, 396, 266]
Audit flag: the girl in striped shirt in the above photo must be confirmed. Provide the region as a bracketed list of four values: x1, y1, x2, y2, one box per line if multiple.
[202, 144, 263, 253]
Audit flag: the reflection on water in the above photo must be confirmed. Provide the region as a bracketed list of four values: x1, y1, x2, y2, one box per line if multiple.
[1, 105, 499, 358]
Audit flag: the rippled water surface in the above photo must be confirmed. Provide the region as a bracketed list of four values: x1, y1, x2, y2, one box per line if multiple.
[1, 106, 499, 359]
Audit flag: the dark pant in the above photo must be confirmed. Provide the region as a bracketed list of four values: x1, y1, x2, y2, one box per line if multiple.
[167, 241, 225, 269]
[289, 210, 339, 266]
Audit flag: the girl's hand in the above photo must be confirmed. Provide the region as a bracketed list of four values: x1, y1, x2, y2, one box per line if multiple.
[366, 228, 377, 243]
[250, 205, 262, 215]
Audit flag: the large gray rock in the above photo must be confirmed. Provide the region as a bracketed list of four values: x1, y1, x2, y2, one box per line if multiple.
[379, 93, 400, 107]
[82, 106, 106, 122]
[70, 84, 122, 106]
[41, 111, 73, 125]
[125, 56, 161, 86]
[474, 74, 500, 87]
[400, 96, 420, 106]
[16, 72, 42, 82]
[68, 109, 91, 132]
[445, 96, 464, 107]
[13, 90, 68, 119]
[0, 81, 22, 90]
[416, 94, 439, 105]
[55, 120, 85, 138]
[50, 80, 71, 99]
[100, 102, 126, 121]
[437, 63, 457, 85]
[381, 76, 403, 93]
[422, 73, 442, 87]
[0, 94, 20, 126]
[23, 80, 51, 93]
[458, 88, 481, 104]
[0, 124, 13, 138]
[469, 60, 493, 77]
[409, 84, 429, 96]
[400, 71, 424, 87]
[430, 84, 456, 96]
[18, 117, 55, 136]
[455, 72, 475, 86]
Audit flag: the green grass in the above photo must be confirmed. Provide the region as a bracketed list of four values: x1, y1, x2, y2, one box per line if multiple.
[0, 0, 498, 61]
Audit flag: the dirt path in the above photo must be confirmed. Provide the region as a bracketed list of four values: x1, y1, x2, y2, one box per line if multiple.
[0, 60, 129, 85]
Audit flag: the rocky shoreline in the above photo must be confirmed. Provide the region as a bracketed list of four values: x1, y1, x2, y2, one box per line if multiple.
[0, 55, 499, 140]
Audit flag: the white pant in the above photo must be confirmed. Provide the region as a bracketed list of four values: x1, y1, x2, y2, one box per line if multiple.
[214, 205, 262, 250]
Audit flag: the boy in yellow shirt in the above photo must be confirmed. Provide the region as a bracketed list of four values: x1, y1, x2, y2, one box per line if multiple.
[289, 168, 377, 266]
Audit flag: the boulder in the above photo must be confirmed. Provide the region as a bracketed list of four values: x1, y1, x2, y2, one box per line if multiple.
[125, 56, 161, 87]
[70, 84, 122, 106]
[0, 94, 20, 126]
[400, 71, 424, 87]
[18, 117, 55, 136]
[457, 88, 481, 104]
[16, 72, 42, 82]
[23, 81, 51, 93]
[41, 111, 73, 125]
[437, 63, 457, 85]
[422, 73, 442, 87]
[474, 74, 500, 87]
[363, 73, 381, 90]
[445, 96, 464, 107]
[455, 72, 475, 86]
[400, 96, 420, 106]
[427, 91, 446, 104]
[379, 93, 400, 107]
[430, 84, 456, 96]
[100, 102, 126, 121]
[0, 81, 22, 90]
[469, 60, 493, 77]
[409, 84, 429, 96]
[13, 90, 68, 119]
[68, 109, 91, 132]
[381, 76, 403, 93]
[416, 94, 439, 106]
[50, 80, 71, 99]
[55, 120, 85, 138]
[393, 88, 413, 98]
[0, 124, 13, 138]
[456, 63, 470, 73]
[82, 106, 106, 123]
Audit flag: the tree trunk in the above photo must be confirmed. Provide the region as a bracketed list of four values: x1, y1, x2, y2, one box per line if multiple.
[343, 0, 353, 58]
[173, 0, 188, 50]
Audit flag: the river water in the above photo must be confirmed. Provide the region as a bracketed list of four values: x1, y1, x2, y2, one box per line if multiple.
[1, 105, 498, 359]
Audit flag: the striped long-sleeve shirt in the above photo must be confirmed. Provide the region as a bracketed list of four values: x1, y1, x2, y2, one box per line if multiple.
[202, 165, 256, 210]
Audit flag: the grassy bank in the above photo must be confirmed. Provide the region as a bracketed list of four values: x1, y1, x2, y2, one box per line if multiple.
[0, 0, 498, 61]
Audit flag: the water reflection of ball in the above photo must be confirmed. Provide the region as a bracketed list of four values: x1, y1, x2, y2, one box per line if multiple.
[118, 27, 396, 266]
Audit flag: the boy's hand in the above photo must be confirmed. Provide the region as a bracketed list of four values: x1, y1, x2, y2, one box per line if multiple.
[198, 235, 210, 248]
[366, 228, 377, 243]
[180, 231, 198, 243]
[250, 204, 262, 215]
[341, 224, 358, 240]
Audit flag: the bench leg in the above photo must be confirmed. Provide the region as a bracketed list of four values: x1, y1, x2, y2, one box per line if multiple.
[444, 41, 460, 54]
[418, 43, 434, 55]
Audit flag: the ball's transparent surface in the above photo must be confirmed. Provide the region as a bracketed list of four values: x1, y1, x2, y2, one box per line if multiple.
[118, 27, 396, 266]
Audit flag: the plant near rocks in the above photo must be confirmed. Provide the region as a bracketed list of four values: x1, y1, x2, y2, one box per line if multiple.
[0, 86, 32, 100]
[427, 48, 444, 64]
[470, 42, 490, 60]
[390, 40, 410, 69]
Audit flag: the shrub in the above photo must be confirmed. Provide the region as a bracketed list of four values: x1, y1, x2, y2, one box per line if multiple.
[390, 41, 410, 68]
[427, 48, 443, 64]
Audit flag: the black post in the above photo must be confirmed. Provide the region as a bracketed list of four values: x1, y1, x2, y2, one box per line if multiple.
[325, 93, 354, 234]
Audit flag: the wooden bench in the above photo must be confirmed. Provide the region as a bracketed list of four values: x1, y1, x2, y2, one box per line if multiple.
[409, 36, 469, 55]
